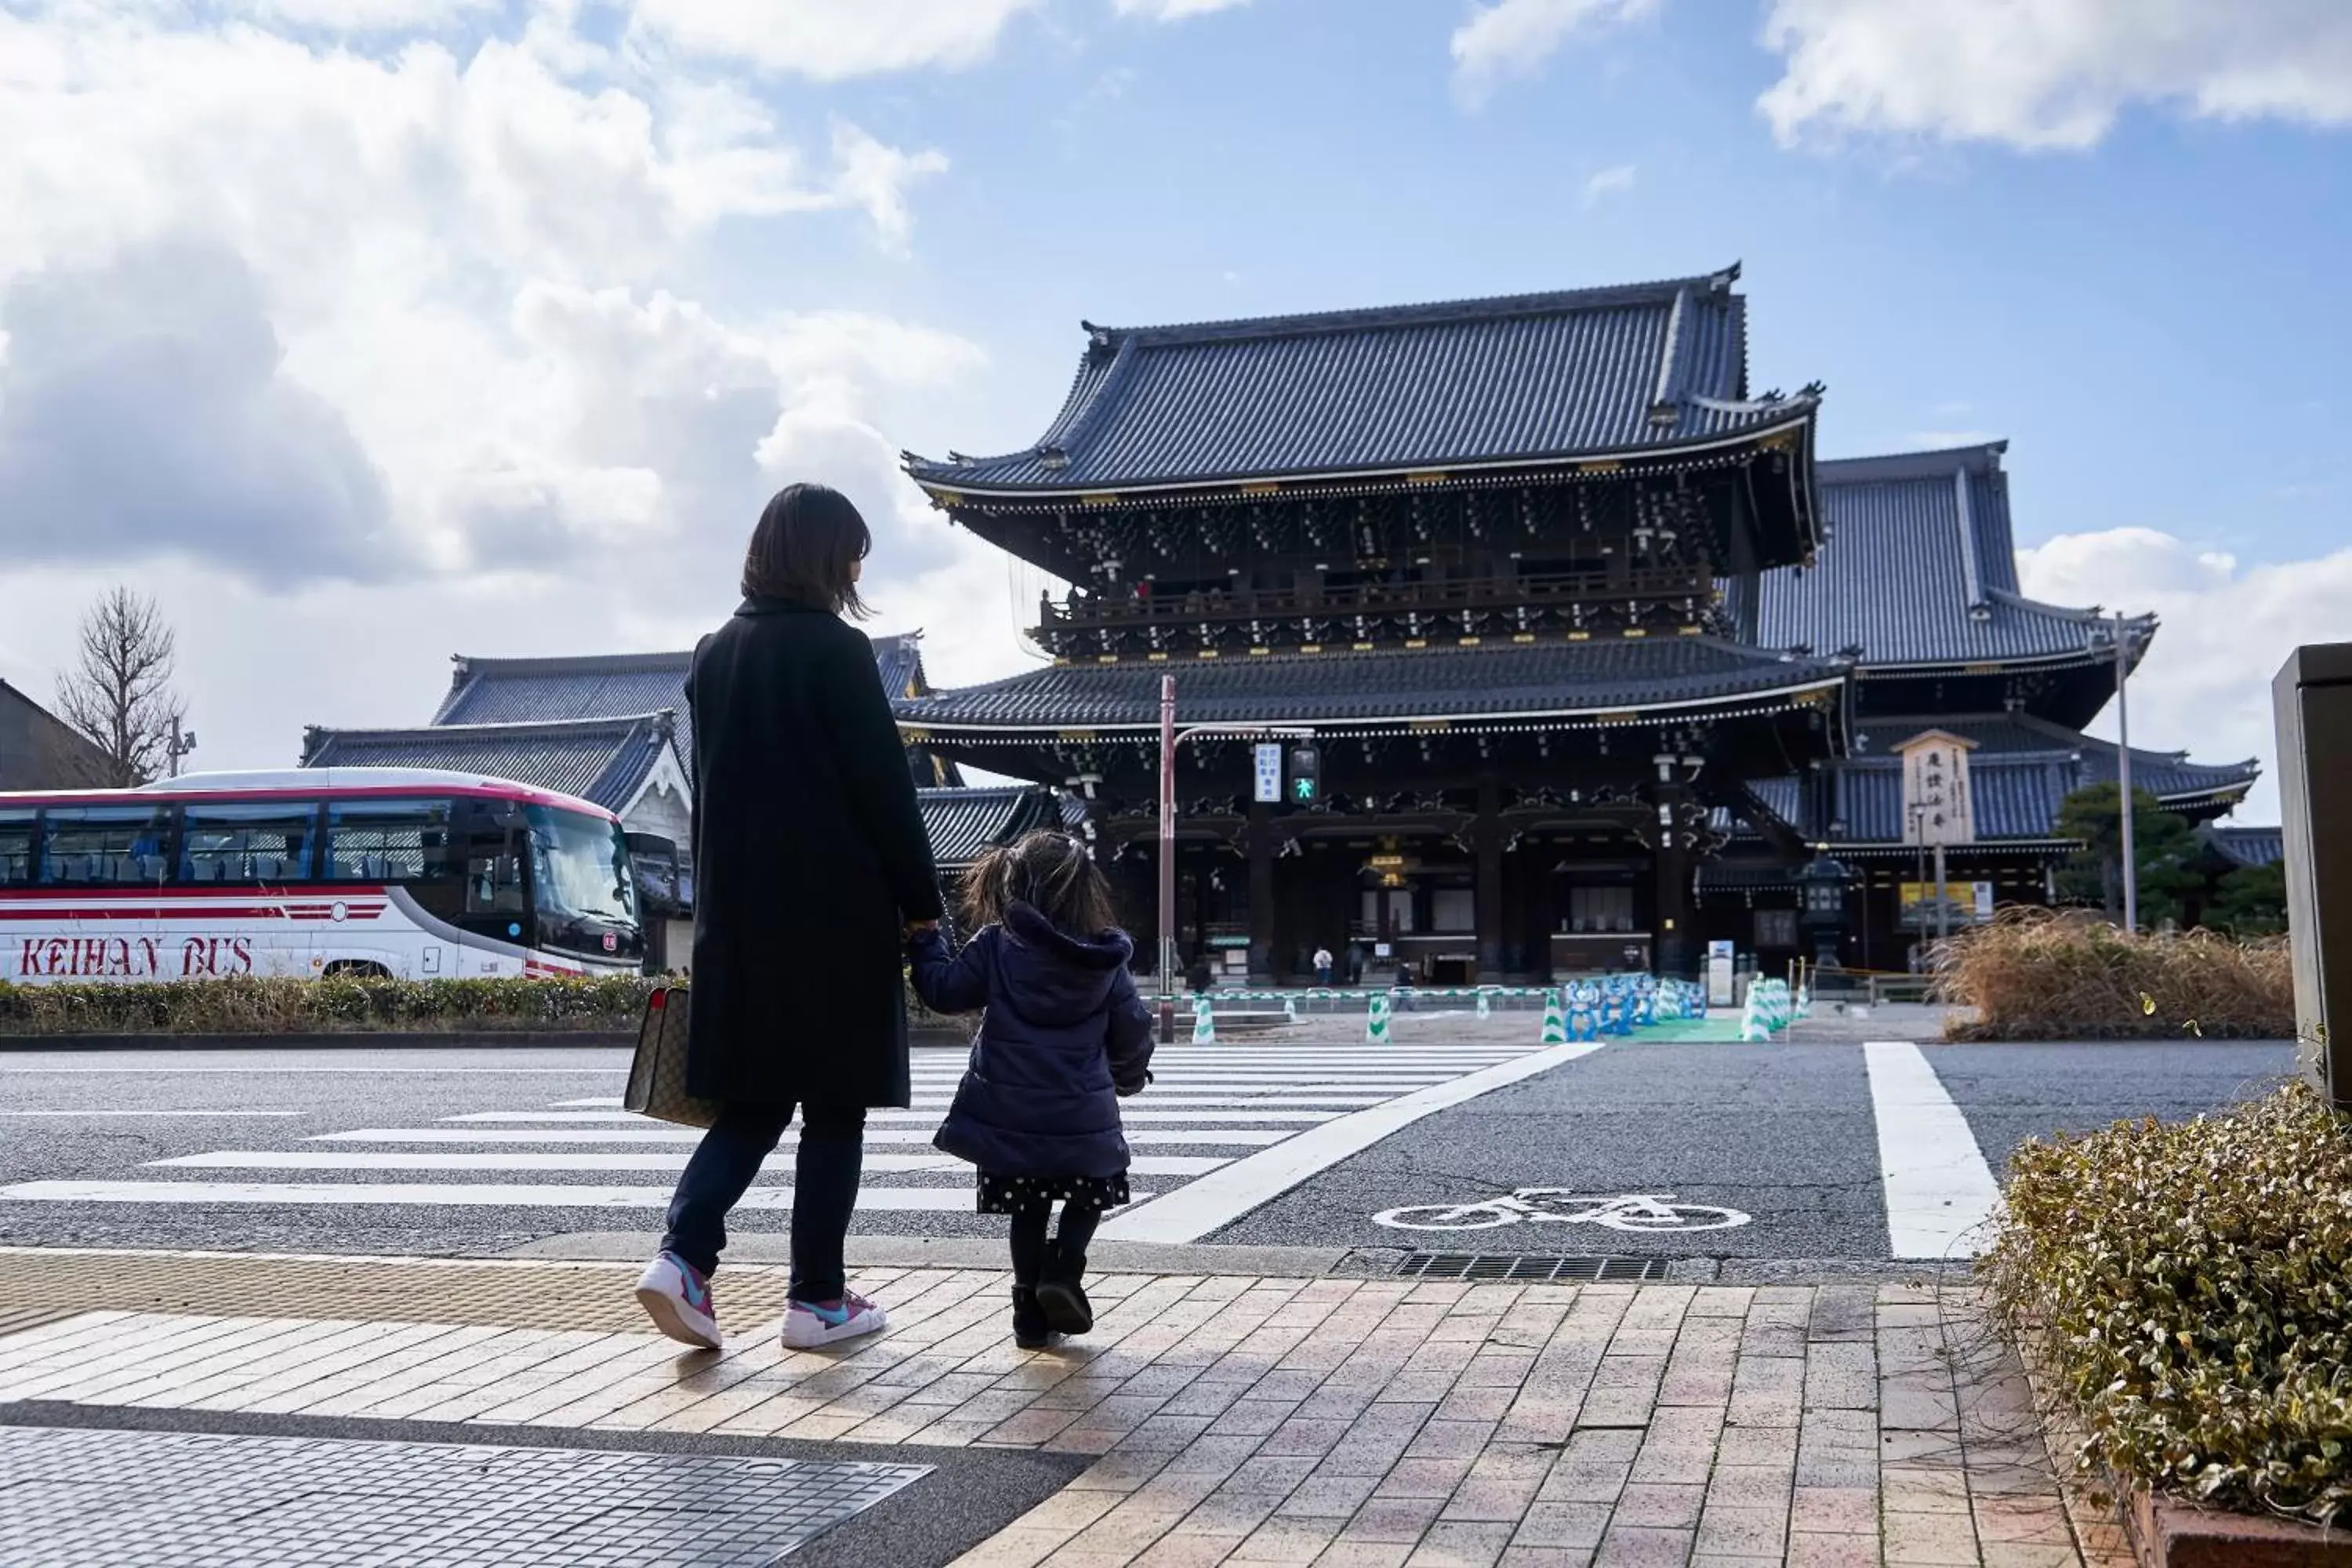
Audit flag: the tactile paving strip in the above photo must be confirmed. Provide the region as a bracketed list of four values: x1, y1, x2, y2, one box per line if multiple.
[0, 1425, 929, 1566]
[0, 1251, 813, 1334]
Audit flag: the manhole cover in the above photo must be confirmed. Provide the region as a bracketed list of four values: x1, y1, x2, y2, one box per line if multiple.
[1396, 1252, 1670, 1282]
[0, 1426, 928, 1566]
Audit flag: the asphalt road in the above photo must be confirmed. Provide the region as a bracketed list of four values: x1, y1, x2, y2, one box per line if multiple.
[0, 1035, 2299, 1265]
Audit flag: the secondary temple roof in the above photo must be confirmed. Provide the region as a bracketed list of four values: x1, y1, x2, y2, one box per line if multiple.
[1759, 444, 2151, 671]
[300, 714, 678, 814]
[895, 637, 1848, 734]
[905, 266, 1820, 496]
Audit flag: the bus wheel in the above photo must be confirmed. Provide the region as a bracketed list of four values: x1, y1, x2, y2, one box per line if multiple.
[322, 960, 391, 981]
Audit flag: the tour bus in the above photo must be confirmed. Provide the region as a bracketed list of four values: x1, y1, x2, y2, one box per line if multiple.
[0, 768, 644, 983]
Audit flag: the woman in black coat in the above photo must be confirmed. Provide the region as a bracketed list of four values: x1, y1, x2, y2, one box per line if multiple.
[633, 484, 942, 1355]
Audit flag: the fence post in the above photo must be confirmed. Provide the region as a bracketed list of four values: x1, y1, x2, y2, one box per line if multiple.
[1367, 991, 1392, 1045]
[2277, 643, 2352, 1109]
[1192, 994, 1216, 1045]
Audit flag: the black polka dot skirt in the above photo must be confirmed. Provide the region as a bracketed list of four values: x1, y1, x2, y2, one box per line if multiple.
[975, 1171, 1131, 1214]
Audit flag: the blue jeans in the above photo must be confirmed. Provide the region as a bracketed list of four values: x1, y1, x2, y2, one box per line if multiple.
[660, 1102, 865, 1301]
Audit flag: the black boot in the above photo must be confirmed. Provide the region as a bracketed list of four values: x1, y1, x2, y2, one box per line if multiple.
[1010, 1285, 1051, 1348]
[1035, 1239, 1094, 1336]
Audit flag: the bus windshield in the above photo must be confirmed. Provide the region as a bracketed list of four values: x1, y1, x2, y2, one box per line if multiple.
[527, 805, 640, 958]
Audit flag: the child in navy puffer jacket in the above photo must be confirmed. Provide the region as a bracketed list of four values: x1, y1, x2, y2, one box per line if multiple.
[907, 831, 1154, 1347]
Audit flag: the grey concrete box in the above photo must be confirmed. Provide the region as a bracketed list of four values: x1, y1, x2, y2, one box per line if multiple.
[2274, 642, 2352, 1107]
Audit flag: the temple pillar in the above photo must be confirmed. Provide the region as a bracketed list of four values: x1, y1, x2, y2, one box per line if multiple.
[1474, 775, 1504, 982]
[1651, 776, 1696, 980]
[1247, 802, 1277, 984]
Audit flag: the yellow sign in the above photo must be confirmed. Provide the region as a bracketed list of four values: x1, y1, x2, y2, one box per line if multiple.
[1899, 881, 1993, 927]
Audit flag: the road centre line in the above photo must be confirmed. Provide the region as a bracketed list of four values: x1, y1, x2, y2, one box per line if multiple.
[1864, 1040, 2003, 1261]
[0, 1181, 1139, 1211]
[146, 1150, 1232, 1176]
[313, 1127, 1289, 1145]
[1098, 1040, 1606, 1245]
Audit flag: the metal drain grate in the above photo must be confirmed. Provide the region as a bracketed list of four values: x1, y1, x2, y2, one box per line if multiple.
[1396, 1252, 1669, 1283]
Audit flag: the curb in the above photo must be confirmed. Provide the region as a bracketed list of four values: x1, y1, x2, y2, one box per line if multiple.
[2124, 1479, 2352, 1568]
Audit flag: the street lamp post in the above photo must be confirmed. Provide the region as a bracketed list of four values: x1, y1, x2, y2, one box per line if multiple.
[2113, 613, 2137, 934]
[1152, 672, 1311, 1043]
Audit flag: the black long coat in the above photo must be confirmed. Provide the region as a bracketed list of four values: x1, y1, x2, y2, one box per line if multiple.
[684, 597, 943, 1105]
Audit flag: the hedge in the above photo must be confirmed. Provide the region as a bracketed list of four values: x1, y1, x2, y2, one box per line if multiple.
[1937, 909, 2294, 1040]
[0, 975, 970, 1037]
[1985, 1084, 2352, 1526]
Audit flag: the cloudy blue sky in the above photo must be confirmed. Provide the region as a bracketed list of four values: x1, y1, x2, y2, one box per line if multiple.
[1, 0, 2347, 817]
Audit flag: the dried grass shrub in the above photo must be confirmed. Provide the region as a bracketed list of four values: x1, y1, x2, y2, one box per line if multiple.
[1937, 908, 2294, 1041]
[1984, 1083, 2352, 1525]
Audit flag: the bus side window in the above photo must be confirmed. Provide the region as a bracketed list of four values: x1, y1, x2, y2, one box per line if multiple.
[180, 803, 315, 884]
[40, 806, 174, 885]
[325, 799, 448, 885]
[0, 811, 33, 885]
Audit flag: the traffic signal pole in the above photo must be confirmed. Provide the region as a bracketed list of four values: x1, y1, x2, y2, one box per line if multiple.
[1152, 673, 1312, 1044]
[1157, 675, 1178, 1044]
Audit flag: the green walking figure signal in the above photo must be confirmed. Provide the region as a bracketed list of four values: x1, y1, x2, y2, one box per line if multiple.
[1287, 745, 1320, 805]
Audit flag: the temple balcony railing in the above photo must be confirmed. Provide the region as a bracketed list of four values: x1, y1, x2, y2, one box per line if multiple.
[1036, 567, 1722, 658]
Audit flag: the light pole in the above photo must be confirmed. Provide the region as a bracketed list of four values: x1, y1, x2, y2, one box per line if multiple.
[2114, 612, 2137, 934]
[166, 724, 198, 779]
[1151, 673, 1311, 1043]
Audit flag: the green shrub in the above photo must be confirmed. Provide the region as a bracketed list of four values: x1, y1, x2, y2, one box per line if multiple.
[0, 975, 656, 1036]
[0, 972, 967, 1037]
[1984, 1083, 2352, 1524]
[1938, 908, 2293, 1040]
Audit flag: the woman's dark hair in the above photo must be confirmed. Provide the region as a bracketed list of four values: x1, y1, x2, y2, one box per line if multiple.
[741, 483, 871, 618]
[960, 830, 1120, 938]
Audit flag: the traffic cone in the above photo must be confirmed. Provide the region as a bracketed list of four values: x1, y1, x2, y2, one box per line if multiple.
[1192, 994, 1215, 1044]
[1475, 990, 1491, 1020]
[1367, 991, 1392, 1045]
[1541, 989, 1567, 1044]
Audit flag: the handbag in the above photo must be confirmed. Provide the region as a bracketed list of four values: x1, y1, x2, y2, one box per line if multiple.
[625, 986, 721, 1128]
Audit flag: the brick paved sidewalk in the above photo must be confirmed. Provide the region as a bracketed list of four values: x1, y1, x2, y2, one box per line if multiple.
[0, 1248, 2117, 1566]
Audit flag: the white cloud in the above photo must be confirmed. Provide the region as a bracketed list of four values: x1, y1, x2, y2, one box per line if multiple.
[1110, 0, 1253, 20]
[0, 3, 1014, 770]
[1759, 0, 2352, 150]
[625, 0, 1041, 80]
[2015, 527, 2352, 822]
[1450, 0, 1657, 107]
[1582, 162, 1635, 205]
[233, 0, 500, 31]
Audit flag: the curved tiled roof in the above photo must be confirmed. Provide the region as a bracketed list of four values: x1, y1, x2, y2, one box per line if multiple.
[917, 786, 1068, 869]
[1758, 444, 2151, 670]
[433, 635, 938, 786]
[895, 637, 1848, 732]
[906, 267, 1820, 495]
[300, 714, 677, 813]
[2200, 824, 2284, 868]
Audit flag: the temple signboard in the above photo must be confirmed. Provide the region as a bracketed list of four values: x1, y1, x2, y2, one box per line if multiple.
[1896, 730, 1978, 846]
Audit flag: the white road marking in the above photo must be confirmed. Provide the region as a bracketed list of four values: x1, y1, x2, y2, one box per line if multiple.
[0, 1067, 630, 1075]
[1098, 1040, 1606, 1244]
[445, 1097, 1391, 1120]
[0, 1111, 306, 1118]
[0, 1180, 1124, 1211]
[147, 1150, 1231, 1176]
[314, 1127, 1287, 1146]
[1864, 1040, 2002, 1261]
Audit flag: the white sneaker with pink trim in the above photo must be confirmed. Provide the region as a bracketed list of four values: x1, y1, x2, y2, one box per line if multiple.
[634, 1250, 722, 1350]
[781, 1290, 887, 1348]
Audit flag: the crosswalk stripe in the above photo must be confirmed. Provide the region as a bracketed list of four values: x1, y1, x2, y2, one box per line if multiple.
[0, 1181, 1111, 1211]
[310, 1127, 1287, 1146]
[146, 1150, 1232, 1176]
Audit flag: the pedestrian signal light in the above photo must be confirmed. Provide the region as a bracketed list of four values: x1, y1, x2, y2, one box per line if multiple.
[1287, 745, 1319, 804]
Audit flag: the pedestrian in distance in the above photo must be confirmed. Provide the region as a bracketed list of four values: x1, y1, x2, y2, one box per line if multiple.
[908, 831, 1154, 1348]
[636, 482, 944, 1355]
[1312, 944, 1334, 989]
[1186, 953, 1214, 996]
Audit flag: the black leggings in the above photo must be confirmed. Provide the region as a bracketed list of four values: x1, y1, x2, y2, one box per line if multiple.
[1007, 1203, 1101, 1287]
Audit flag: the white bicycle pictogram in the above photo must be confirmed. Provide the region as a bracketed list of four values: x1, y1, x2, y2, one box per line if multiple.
[1373, 1189, 1751, 1233]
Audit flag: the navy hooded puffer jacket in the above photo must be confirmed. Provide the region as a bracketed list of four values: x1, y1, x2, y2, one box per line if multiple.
[907, 903, 1155, 1178]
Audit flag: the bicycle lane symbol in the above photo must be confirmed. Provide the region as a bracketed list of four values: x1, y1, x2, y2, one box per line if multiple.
[1372, 1189, 1753, 1233]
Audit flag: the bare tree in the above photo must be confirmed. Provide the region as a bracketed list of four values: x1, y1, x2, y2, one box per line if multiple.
[55, 587, 187, 786]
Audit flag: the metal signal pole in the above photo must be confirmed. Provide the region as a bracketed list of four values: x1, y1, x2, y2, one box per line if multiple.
[2114, 613, 2137, 933]
[1158, 675, 1178, 1044]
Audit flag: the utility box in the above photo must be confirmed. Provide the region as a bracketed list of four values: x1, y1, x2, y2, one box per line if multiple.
[2274, 643, 2352, 1109]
